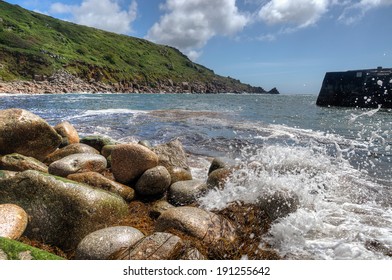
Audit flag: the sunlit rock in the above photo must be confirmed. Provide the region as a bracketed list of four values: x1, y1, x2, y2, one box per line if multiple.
[0, 153, 48, 173]
[0, 170, 128, 250]
[0, 108, 62, 161]
[75, 226, 145, 260]
[48, 153, 107, 177]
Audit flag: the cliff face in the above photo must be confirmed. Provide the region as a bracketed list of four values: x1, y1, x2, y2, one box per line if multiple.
[0, 1, 277, 94]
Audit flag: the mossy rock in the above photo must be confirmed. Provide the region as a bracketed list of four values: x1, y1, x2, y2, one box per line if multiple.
[0, 237, 64, 260]
[0, 170, 128, 251]
[80, 135, 119, 152]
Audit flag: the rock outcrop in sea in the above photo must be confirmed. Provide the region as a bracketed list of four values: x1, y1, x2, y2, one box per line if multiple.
[0, 108, 294, 260]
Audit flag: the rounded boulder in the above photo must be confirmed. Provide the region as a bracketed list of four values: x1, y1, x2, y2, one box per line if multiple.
[111, 144, 159, 184]
[135, 166, 171, 197]
[48, 153, 107, 177]
[75, 226, 144, 260]
[54, 121, 80, 147]
[155, 206, 237, 246]
[45, 143, 100, 164]
[168, 180, 208, 206]
[0, 108, 62, 161]
[111, 232, 184, 260]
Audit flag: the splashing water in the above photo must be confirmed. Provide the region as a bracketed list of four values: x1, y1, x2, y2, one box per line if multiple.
[199, 141, 392, 260]
[1, 93, 391, 260]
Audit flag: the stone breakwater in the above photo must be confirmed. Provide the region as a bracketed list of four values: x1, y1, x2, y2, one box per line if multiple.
[0, 70, 274, 94]
[0, 108, 295, 260]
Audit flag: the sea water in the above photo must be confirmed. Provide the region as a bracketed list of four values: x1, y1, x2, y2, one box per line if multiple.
[1, 93, 391, 260]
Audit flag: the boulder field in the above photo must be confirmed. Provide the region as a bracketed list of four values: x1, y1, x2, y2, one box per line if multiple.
[0, 108, 298, 260]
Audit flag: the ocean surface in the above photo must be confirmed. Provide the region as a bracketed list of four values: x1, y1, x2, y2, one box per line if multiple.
[1, 92, 391, 260]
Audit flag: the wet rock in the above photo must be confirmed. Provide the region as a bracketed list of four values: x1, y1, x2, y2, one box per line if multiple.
[365, 240, 392, 257]
[169, 167, 193, 184]
[0, 237, 64, 260]
[208, 158, 228, 175]
[48, 153, 107, 177]
[153, 139, 190, 172]
[54, 121, 80, 147]
[68, 172, 135, 201]
[80, 135, 119, 152]
[111, 143, 159, 184]
[168, 180, 208, 206]
[111, 232, 184, 260]
[155, 206, 237, 246]
[138, 140, 152, 149]
[150, 200, 175, 219]
[206, 168, 232, 190]
[0, 170, 128, 250]
[0, 153, 48, 173]
[257, 190, 300, 221]
[44, 143, 100, 164]
[0, 204, 28, 240]
[75, 226, 145, 260]
[135, 166, 171, 197]
[0, 108, 62, 161]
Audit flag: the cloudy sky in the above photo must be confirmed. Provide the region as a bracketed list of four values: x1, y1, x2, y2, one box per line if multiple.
[6, 0, 392, 94]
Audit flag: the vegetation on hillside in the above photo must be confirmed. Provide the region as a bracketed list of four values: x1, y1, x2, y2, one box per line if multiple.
[0, 1, 273, 93]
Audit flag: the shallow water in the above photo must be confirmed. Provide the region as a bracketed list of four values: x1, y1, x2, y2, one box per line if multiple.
[1, 92, 391, 259]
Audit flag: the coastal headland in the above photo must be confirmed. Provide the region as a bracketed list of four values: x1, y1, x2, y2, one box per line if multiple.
[0, 1, 278, 95]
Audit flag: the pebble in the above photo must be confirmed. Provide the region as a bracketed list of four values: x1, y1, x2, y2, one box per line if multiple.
[258, 190, 300, 221]
[206, 167, 232, 189]
[150, 200, 175, 218]
[135, 166, 171, 196]
[168, 180, 208, 206]
[168, 166, 193, 184]
[0, 204, 28, 240]
[48, 153, 107, 177]
[208, 158, 228, 175]
[153, 139, 191, 172]
[75, 226, 145, 260]
[80, 135, 118, 152]
[112, 232, 184, 260]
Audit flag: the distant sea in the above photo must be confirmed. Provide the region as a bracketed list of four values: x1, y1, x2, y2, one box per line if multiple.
[1, 92, 391, 260]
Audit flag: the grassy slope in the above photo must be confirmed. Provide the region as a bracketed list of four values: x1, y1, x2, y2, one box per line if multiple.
[0, 1, 267, 92]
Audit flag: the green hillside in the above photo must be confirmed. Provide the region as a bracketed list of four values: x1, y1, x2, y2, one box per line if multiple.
[0, 1, 273, 93]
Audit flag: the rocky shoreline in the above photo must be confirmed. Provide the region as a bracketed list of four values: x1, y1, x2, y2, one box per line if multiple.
[0, 70, 278, 95]
[0, 108, 297, 260]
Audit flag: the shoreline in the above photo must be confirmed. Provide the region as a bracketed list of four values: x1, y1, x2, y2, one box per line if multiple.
[0, 70, 278, 95]
[0, 108, 283, 260]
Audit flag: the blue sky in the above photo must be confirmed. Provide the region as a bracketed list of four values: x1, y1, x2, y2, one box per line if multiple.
[5, 0, 392, 94]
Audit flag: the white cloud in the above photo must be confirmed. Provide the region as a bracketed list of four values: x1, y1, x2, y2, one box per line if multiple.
[339, 0, 392, 24]
[256, 33, 277, 42]
[50, 2, 74, 14]
[258, 0, 330, 29]
[50, 0, 138, 34]
[146, 0, 248, 60]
